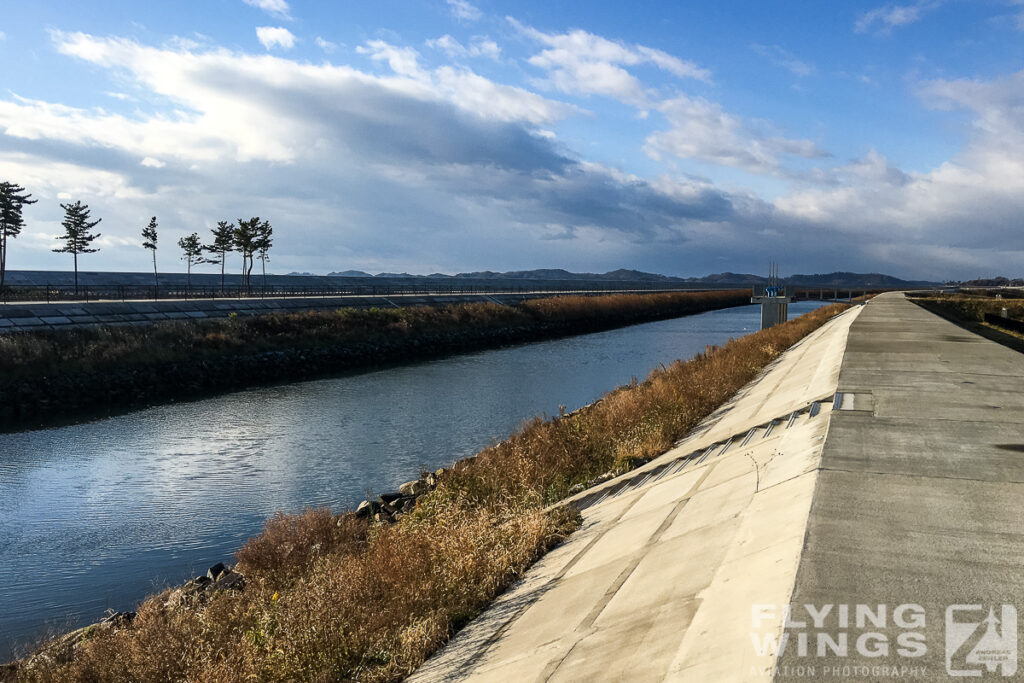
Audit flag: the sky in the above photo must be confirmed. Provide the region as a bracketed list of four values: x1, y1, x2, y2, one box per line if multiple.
[1, 1, 1023, 280]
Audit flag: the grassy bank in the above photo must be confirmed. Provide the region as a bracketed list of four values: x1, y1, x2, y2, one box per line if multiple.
[10, 302, 848, 683]
[908, 292, 1024, 353]
[0, 290, 748, 430]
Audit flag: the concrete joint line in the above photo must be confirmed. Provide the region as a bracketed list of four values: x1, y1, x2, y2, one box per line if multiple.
[817, 465, 1024, 485]
[449, 484, 656, 676]
[538, 490, 701, 682]
[571, 462, 717, 636]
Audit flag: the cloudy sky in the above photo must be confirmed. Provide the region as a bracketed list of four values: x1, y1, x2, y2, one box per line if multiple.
[2, 0, 1023, 280]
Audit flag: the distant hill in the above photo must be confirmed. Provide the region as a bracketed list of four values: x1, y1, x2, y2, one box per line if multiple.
[961, 276, 1024, 287]
[7, 268, 938, 289]
[326, 270, 374, 277]
[784, 272, 937, 287]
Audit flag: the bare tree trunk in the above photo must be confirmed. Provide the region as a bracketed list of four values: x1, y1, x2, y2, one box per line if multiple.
[73, 252, 79, 296]
[1, 232, 7, 288]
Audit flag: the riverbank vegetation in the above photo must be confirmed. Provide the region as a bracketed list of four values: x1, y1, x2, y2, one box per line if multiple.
[908, 291, 1024, 352]
[9, 302, 848, 683]
[0, 290, 748, 430]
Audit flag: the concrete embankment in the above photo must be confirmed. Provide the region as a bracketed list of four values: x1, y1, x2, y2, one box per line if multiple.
[411, 300, 863, 681]
[412, 292, 1024, 681]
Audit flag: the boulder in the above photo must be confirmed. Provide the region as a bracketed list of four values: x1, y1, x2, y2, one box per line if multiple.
[354, 500, 379, 518]
[99, 610, 135, 628]
[398, 479, 426, 497]
[379, 491, 403, 505]
[210, 570, 245, 593]
[207, 562, 229, 581]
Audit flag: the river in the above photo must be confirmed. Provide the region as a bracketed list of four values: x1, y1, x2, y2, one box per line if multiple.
[0, 301, 827, 659]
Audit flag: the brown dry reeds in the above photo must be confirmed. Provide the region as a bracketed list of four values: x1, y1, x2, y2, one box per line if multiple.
[909, 292, 1024, 322]
[15, 303, 847, 683]
[0, 291, 746, 380]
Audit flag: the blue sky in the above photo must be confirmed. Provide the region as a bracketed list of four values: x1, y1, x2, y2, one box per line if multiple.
[2, 0, 1023, 280]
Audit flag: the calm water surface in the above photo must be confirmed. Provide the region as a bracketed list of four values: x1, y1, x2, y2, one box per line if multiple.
[0, 301, 827, 658]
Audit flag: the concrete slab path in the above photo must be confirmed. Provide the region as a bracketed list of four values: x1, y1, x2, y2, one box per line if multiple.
[775, 292, 1024, 681]
[411, 302, 864, 682]
[412, 292, 1024, 681]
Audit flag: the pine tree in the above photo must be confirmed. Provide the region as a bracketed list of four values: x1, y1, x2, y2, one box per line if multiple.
[0, 181, 38, 288]
[255, 220, 273, 291]
[142, 216, 159, 291]
[234, 217, 261, 293]
[203, 221, 235, 293]
[178, 232, 203, 290]
[54, 201, 101, 295]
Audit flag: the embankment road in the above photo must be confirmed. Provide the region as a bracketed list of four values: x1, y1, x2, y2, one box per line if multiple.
[411, 292, 1024, 682]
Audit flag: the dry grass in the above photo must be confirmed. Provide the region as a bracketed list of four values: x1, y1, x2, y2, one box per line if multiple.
[16, 302, 847, 683]
[908, 292, 1024, 322]
[0, 291, 746, 381]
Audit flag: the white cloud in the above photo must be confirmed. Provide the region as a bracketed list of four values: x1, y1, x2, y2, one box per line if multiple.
[426, 34, 500, 60]
[447, 0, 482, 22]
[6, 29, 1024, 280]
[510, 19, 709, 106]
[357, 40, 429, 80]
[855, 1, 940, 34]
[0, 31, 6, 41]
[645, 95, 829, 175]
[359, 39, 575, 123]
[256, 26, 295, 50]
[315, 37, 337, 53]
[0, 32, 754, 277]
[243, 0, 291, 20]
[750, 44, 816, 77]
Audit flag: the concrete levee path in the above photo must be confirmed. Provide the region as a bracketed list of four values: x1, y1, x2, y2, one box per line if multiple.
[775, 292, 1024, 681]
[411, 302, 865, 682]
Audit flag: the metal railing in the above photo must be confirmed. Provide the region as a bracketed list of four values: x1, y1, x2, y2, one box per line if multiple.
[0, 280, 724, 304]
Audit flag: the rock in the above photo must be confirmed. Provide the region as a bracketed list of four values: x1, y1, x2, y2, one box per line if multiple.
[379, 491, 403, 505]
[568, 482, 586, 495]
[356, 499, 380, 520]
[210, 570, 245, 592]
[398, 479, 426, 497]
[400, 497, 416, 513]
[207, 562, 229, 581]
[100, 610, 135, 628]
[373, 511, 391, 524]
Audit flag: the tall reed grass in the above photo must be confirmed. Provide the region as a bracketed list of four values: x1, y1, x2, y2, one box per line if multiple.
[0, 291, 745, 380]
[14, 303, 847, 683]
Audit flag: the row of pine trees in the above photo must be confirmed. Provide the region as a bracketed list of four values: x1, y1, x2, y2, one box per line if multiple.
[0, 180, 274, 293]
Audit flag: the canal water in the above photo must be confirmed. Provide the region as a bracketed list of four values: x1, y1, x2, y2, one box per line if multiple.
[0, 301, 827, 658]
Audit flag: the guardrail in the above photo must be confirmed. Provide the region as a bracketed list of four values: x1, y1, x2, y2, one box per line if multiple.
[0, 281, 718, 304]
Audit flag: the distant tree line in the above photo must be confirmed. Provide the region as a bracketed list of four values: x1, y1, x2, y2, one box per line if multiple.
[0, 179, 276, 294]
